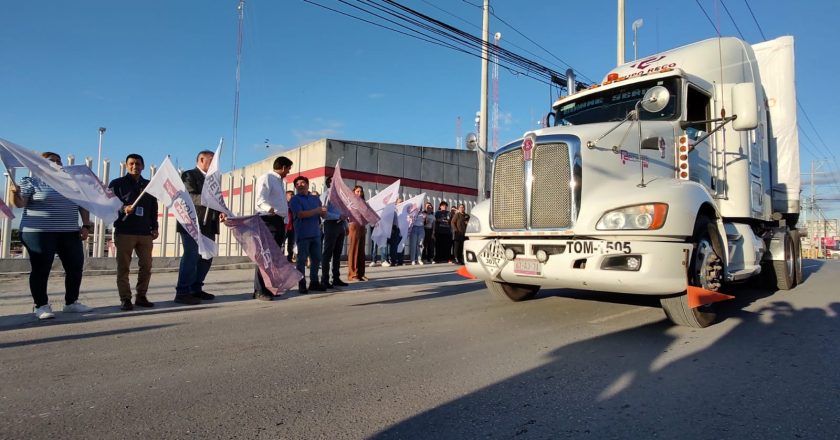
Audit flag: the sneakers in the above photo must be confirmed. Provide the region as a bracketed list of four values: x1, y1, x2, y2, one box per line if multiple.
[418, 260, 425, 265]
[174, 295, 201, 305]
[34, 304, 55, 320]
[63, 302, 93, 313]
[135, 296, 154, 308]
[120, 299, 134, 311]
[381, 261, 391, 267]
[333, 279, 349, 287]
[369, 261, 379, 267]
[411, 261, 417, 266]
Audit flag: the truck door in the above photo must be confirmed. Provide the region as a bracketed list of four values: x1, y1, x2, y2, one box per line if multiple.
[684, 84, 714, 191]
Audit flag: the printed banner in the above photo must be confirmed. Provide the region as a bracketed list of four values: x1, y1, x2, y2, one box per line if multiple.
[0, 138, 122, 224]
[0, 197, 14, 219]
[225, 214, 303, 295]
[145, 156, 216, 259]
[328, 160, 379, 226]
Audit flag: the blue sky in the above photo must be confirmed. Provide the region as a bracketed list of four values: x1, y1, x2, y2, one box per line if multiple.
[1, 0, 838, 218]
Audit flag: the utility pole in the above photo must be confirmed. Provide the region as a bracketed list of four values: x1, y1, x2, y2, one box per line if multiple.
[478, 0, 490, 200]
[617, 0, 625, 66]
[492, 32, 501, 152]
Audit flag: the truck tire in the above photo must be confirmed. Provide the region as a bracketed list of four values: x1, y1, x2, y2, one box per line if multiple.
[770, 231, 796, 290]
[791, 229, 803, 285]
[485, 280, 540, 302]
[660, 216, 723, 328]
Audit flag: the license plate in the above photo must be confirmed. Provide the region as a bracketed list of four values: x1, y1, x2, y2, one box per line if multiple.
[514, 258, 542, 277]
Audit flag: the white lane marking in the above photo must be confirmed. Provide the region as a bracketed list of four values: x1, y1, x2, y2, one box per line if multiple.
[588, 307, 650, 324]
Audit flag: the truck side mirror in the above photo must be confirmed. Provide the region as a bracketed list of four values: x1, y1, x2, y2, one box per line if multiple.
[465, 133, 478, 151]
[732, 82, 759, 131]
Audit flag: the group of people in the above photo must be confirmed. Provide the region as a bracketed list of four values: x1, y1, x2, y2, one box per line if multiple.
[10, 150, 471, 320]
[371, 201, 471, 267]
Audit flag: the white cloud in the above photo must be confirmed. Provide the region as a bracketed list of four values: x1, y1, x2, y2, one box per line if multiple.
[292, 118, 344, 145]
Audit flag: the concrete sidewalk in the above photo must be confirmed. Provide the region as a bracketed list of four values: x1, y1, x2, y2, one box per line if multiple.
[0, 262, 469, 329]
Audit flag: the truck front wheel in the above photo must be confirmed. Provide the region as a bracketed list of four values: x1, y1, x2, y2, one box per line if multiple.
[485, 281, 540, 302]
[660, 216, 723, 328]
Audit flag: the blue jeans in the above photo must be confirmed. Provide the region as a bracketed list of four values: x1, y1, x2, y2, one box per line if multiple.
[296, 235, 322, 284]
[20, 231, 84, 308]
[408, 226, 425, 263]
[176, 231, 213, 296]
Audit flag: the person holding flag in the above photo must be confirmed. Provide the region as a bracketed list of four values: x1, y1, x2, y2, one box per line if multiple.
[108, 153, 159, 311]
[290, 176, 328, 294]
[9, 151, 94, 320]
[252, 156, 293, 300]
[174, 150, 225, 305]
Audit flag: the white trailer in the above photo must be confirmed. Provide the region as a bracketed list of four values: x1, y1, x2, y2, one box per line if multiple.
[464, 36, 802, 327]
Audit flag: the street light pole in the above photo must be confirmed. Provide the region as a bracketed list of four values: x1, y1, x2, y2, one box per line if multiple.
[478, 0, 490, 200]
[96, 127, 106, 180]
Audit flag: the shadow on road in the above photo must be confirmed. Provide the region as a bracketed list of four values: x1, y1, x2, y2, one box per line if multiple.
[373, 300, 840, 439]
[0, 304, 214, 332]
[351, 280, 484, 306]
[0, 324, 176, 349]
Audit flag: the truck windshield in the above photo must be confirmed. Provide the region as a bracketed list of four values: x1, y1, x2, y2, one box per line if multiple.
[555, 77, 679, 126]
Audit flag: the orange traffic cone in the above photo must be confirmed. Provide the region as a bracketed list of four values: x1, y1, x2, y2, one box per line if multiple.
[456, 265, 476, 280]
[687, 285, 735, 309]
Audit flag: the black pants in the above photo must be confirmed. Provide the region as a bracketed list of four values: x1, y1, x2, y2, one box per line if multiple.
[254, 216, 285, 295]
[434, 230, 452, 263]
[321, 220, 346, 284]
[286, 228, 295, 262]
[20, 231, 84, 308]
[422, 228, 435, 262]
[453, 232, 466, 264]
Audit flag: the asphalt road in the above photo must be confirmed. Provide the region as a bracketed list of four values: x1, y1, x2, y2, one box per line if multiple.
[1, 260, 839, 439]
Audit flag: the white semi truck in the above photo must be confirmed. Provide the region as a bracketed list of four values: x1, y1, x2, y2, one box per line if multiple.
[463, 36, 803, 327]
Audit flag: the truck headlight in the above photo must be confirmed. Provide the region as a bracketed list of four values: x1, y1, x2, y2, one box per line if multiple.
[466, 216, 481, 233]
[596, 203, 668, 230]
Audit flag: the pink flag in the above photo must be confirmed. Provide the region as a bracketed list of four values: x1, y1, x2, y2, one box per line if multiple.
[225, 214, 302, 295]
[0, 197, 14, 219]
[328, 161, 380, 226]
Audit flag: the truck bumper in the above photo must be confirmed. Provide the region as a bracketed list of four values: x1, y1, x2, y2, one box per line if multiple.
[463, 238, 692, 296]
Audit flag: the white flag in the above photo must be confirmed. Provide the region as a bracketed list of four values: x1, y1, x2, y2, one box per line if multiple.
[145, 156, 216, 259]
[395, 193, 426, 252]
[368, 180, 400, 213]
[0, 138, 122, 224]
[371, 202, 395, 247]
[200, 140, 233, 217]
[369, 180, 401, 247]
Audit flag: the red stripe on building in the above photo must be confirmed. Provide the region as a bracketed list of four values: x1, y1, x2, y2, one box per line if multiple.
[285, 167, 478, 196]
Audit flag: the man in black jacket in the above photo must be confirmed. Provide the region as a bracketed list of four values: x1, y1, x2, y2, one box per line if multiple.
[174, 150, 223, 305]
[109, 153, 159, 311]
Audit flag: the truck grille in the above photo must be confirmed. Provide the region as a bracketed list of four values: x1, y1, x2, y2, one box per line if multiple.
[491, 142, 573, 230]
[491, 148, 526, 229]
[531, 143, 572, 228]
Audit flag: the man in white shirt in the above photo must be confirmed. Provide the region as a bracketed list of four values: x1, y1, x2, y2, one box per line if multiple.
[253, 156, 293, 300]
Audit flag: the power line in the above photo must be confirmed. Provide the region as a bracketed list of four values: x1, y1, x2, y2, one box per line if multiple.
[743, 0, 767, 41]
[304, 0, 589, 91]
[797, 101, 836, 160]
[719, 0, 745, 40]
[694, 0, 718, 35]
